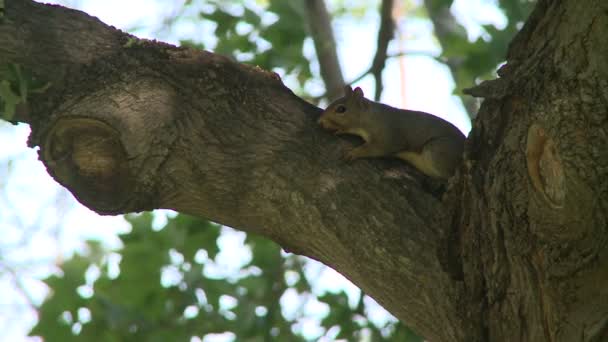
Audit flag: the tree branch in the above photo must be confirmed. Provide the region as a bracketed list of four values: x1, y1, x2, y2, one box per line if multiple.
[6, 1, 606, 341]
[1, 1, 466, 340]
[303, 0, 345, 101]
[349, 49, 441, 86]
[370, 0, 395, 101]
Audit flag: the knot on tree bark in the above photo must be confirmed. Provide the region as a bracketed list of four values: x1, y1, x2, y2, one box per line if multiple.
[34, 77, 178, 215]
[526, 124, 565, 209]
[43, 117, 132, 213]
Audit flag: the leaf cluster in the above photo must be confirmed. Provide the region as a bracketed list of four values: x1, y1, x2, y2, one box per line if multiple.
[0, 63, 50, 122]
[31, 213, 417, 341]
[183, 0, 313, 88]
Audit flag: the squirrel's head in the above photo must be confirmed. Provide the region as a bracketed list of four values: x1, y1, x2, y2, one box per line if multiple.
[318, 86, 370, 133]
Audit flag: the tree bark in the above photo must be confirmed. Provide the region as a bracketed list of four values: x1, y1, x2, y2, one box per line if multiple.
[463, 0, 608, 340]
[1, 1, 607, 341]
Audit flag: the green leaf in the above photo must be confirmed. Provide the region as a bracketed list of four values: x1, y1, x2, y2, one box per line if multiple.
[30, 255, 91, 340]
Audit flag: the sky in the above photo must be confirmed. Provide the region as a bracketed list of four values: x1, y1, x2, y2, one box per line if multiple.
[0, 0, 506, 340]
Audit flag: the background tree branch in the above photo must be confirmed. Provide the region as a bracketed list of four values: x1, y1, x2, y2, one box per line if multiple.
[370, 0, 395, 101]
[303, 0, 345, 101]
[423, 0, 478, 117]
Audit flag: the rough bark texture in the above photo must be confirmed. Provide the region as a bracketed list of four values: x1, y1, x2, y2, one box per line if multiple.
[463, 0, 608, 341]
[1, 0, 607, 341]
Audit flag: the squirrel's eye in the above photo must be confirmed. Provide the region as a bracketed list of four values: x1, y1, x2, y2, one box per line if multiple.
[335, 105, 347, 113]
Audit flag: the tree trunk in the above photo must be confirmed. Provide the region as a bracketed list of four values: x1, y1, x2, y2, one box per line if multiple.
[1, 0, 607, 341]
[461, 0, 608, 340]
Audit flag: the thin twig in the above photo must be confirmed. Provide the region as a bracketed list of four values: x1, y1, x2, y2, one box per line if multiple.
[310, 49, 441, 103]
[370, 0, 395, 101]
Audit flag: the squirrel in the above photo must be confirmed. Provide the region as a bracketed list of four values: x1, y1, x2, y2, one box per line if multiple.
[318, 86, 465, 180]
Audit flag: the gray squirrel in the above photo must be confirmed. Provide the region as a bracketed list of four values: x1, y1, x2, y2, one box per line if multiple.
[318, 86, 465, 179]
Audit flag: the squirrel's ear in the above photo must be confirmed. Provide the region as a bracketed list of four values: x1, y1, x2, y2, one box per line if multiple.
[353, 87, 368, 109]
[353, 87, 365, 98]
[343, 85, 353, 96]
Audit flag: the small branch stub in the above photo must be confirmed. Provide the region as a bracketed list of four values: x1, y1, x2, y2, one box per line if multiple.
[43, 117, 132, 214]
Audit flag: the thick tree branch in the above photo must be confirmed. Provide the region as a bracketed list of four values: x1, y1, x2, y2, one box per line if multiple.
[1, 1, 467, 340]
[303, 0, 345, 101]
[4, 1, 606, 341]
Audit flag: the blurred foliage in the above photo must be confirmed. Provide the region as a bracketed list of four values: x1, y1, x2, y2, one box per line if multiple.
[187, 0, 314, 90]
[0, 63, 50, 122]
[31, 214, 414, 341]
[425, 0, 534, 100]
[29, 0, 534, 341]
